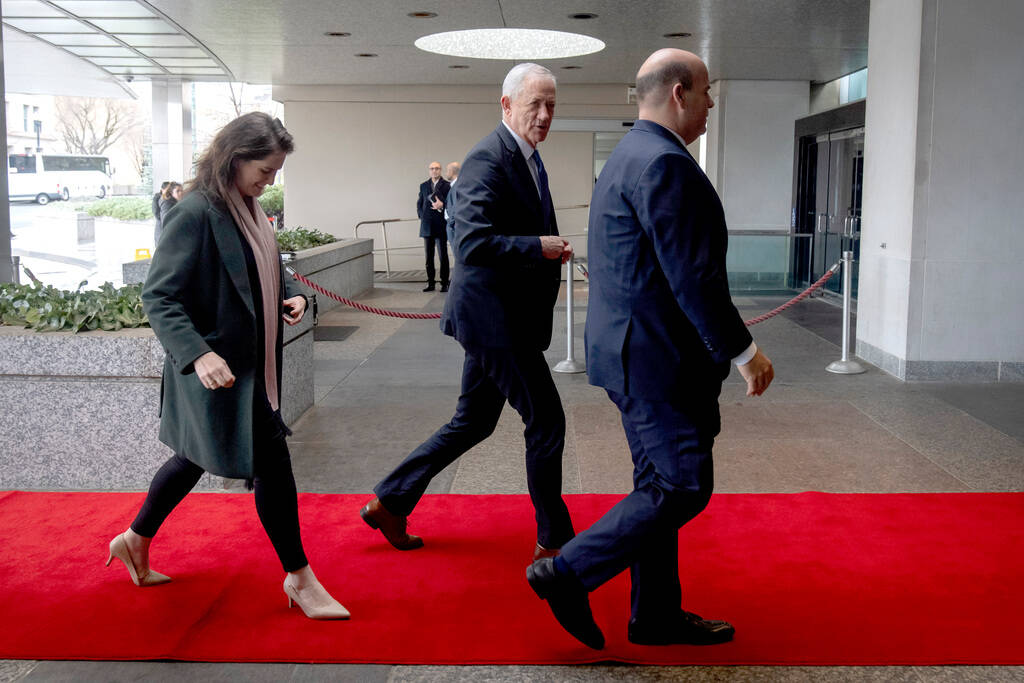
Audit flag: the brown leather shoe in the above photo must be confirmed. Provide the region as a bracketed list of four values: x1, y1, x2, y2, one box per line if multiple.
[533, 543, 561, 561]
[359, 497, 424, 550]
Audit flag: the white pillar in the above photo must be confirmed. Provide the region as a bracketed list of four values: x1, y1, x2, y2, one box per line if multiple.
[0, 25, 13, 282]
[857, 0, 1024, 381]
[151, 79, 185, 187]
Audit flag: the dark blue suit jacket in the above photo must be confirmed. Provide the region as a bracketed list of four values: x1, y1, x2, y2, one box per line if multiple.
[585, 120, 751, 401]
[418, 177, 450, 238]
[441, 124, 560, 350]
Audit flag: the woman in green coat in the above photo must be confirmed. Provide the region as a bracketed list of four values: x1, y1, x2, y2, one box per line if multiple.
[105, 112, 348, 620]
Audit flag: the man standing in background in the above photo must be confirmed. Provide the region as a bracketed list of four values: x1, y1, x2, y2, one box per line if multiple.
[445, 161, 460, 243]
[417, 161, 450, 292]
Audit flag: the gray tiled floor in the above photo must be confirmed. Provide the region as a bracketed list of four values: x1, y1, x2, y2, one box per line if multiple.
[5, 284, 1023, 682]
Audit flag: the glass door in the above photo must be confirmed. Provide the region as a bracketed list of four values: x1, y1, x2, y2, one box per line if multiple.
[796, 127, 864, 296]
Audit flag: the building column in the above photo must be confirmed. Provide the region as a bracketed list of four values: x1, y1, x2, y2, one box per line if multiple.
[857, 0, 1024, 381]
[151, 79, 188, 187]
[704, 79, 809, 288]
[0, 24, 13, 283]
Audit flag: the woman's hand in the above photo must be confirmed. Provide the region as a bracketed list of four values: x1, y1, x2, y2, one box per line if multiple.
[194, 351, 235, 390]
[282, 295, 306, 325]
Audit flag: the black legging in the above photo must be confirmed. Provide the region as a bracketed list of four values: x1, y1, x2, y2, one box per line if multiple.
[130, 434, 308, 573]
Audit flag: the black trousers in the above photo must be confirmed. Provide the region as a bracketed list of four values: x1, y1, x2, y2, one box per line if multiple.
[131, 433, 308, 573]
[374, 345, 574, 548]
[560, 390, 718, 626]
[423, 234, 449, 286]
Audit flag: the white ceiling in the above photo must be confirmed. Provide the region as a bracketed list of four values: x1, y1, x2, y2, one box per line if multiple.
[3, 0, 870, 92]
[147, 0, 870, 86]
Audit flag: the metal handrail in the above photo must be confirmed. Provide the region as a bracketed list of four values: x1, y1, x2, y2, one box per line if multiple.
[354, 204, 591, 277]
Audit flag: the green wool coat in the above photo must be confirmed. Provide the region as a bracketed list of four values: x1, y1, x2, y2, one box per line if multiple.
[142, 190, 303, 479]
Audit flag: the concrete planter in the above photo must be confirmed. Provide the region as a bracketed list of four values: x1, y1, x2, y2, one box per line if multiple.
[124, 239, 374, 313]
[0, 314, 314, 491]
[281, 238, 374, 312]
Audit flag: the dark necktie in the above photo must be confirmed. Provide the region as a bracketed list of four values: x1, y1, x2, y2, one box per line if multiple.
[531, 149, 552, 232]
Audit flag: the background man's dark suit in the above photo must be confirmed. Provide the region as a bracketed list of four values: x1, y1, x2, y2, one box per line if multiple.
[418, 176, 451, 289]
[374, 123, 574, 549]
[560, 119, 752, 631]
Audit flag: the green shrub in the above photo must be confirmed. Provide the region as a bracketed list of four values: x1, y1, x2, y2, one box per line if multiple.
[258, 184, 284, 215]
[276, 226, 338, 252]
[86, 197, 154, 221]
[0, 273, 148, 333]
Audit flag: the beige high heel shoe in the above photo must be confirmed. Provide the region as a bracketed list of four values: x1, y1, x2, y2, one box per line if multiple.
[105, 532, 171, 587]
[283, 576, 350, 620]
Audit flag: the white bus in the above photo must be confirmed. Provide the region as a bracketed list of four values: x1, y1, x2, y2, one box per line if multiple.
[7, 153, 112, 204]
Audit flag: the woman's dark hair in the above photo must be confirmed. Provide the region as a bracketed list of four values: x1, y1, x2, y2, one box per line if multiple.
[188, 112, 294, 202]
[161, 181, 182, 200]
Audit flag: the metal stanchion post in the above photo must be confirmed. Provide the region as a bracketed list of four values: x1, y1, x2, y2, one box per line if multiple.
[826, 250, 866, 375]
[553, 253, 585, 374]
[11, 256, 20, 285]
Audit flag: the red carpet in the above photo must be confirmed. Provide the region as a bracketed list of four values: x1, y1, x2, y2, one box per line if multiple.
[0, 491, 1021, 665]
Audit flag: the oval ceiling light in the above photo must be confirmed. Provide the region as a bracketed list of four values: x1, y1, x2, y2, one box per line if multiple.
[415, 28, 604, 60]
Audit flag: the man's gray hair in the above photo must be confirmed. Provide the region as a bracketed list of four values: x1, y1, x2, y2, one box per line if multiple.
[502, 63, 556, 101]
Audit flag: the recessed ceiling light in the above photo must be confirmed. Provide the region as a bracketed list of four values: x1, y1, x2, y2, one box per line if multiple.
[408, 11, 438, 18]
[663, 32, 693, 38]
[448, 64, 469, 69]
[569, 13, 598, 19]
[355, 53, 378, 57]
[415, 29, 605, 60]
[561, 65, 582, 70]
[324, 31, 351, 37]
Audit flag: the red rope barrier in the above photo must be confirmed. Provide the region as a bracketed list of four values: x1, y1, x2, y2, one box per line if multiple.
[742, 263, 840, 326]
[287, 260, 841, 326]
[286, 268, 442, 320]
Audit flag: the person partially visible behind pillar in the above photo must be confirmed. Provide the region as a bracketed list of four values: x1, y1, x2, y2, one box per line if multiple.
[152, 180, 170, 246]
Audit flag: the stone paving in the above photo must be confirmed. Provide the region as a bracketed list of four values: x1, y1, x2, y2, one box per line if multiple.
[4, 283, 1023, 682]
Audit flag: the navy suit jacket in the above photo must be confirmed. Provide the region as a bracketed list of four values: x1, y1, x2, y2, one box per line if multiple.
[418, 177, 450, 238]
[441, 124, 560, 350]
[585, 120, 752, 402]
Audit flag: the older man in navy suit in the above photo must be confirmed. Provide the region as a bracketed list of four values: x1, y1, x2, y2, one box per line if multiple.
[362, 64, 576, 562]
[526, 49, 775, 650]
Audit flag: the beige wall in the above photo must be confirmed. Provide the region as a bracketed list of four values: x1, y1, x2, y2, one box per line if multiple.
[275, 83, 635, 269]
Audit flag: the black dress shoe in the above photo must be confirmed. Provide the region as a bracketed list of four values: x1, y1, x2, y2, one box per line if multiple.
[422, 284, 436, 292]
[628, 610, 735, 646]
[439, 283, 449, 292]
[526, 558, 605, 650]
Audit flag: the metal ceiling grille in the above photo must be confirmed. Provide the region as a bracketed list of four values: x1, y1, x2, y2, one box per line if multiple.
[1, 0, 233, 81]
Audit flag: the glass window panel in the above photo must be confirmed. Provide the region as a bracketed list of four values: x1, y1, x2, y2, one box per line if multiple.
[167, 67, 225, 75]
[3, 17, 90, 32]
[90, 18, 175, 33]
[40, 33, 118, 46]
[51, 1, 155, 17]
[121, 34, 194, 47]
[9, 154, 37, 174]
[64, 45, 137, 57]
[87, 56, 153, 67]
[137, 47, 206, 58]
[154, 58, 217, 68]
[2, 1, 65, 18]
[106, 66, 166, 75]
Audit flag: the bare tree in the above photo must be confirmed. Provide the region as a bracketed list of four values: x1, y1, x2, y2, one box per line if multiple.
[227, 82, 245, 117]
[55, 97, 139, 155]
[124, 127, 147, 178]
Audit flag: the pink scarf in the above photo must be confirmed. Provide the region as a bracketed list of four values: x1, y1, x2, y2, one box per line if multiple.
[225, 186, 281, 411]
